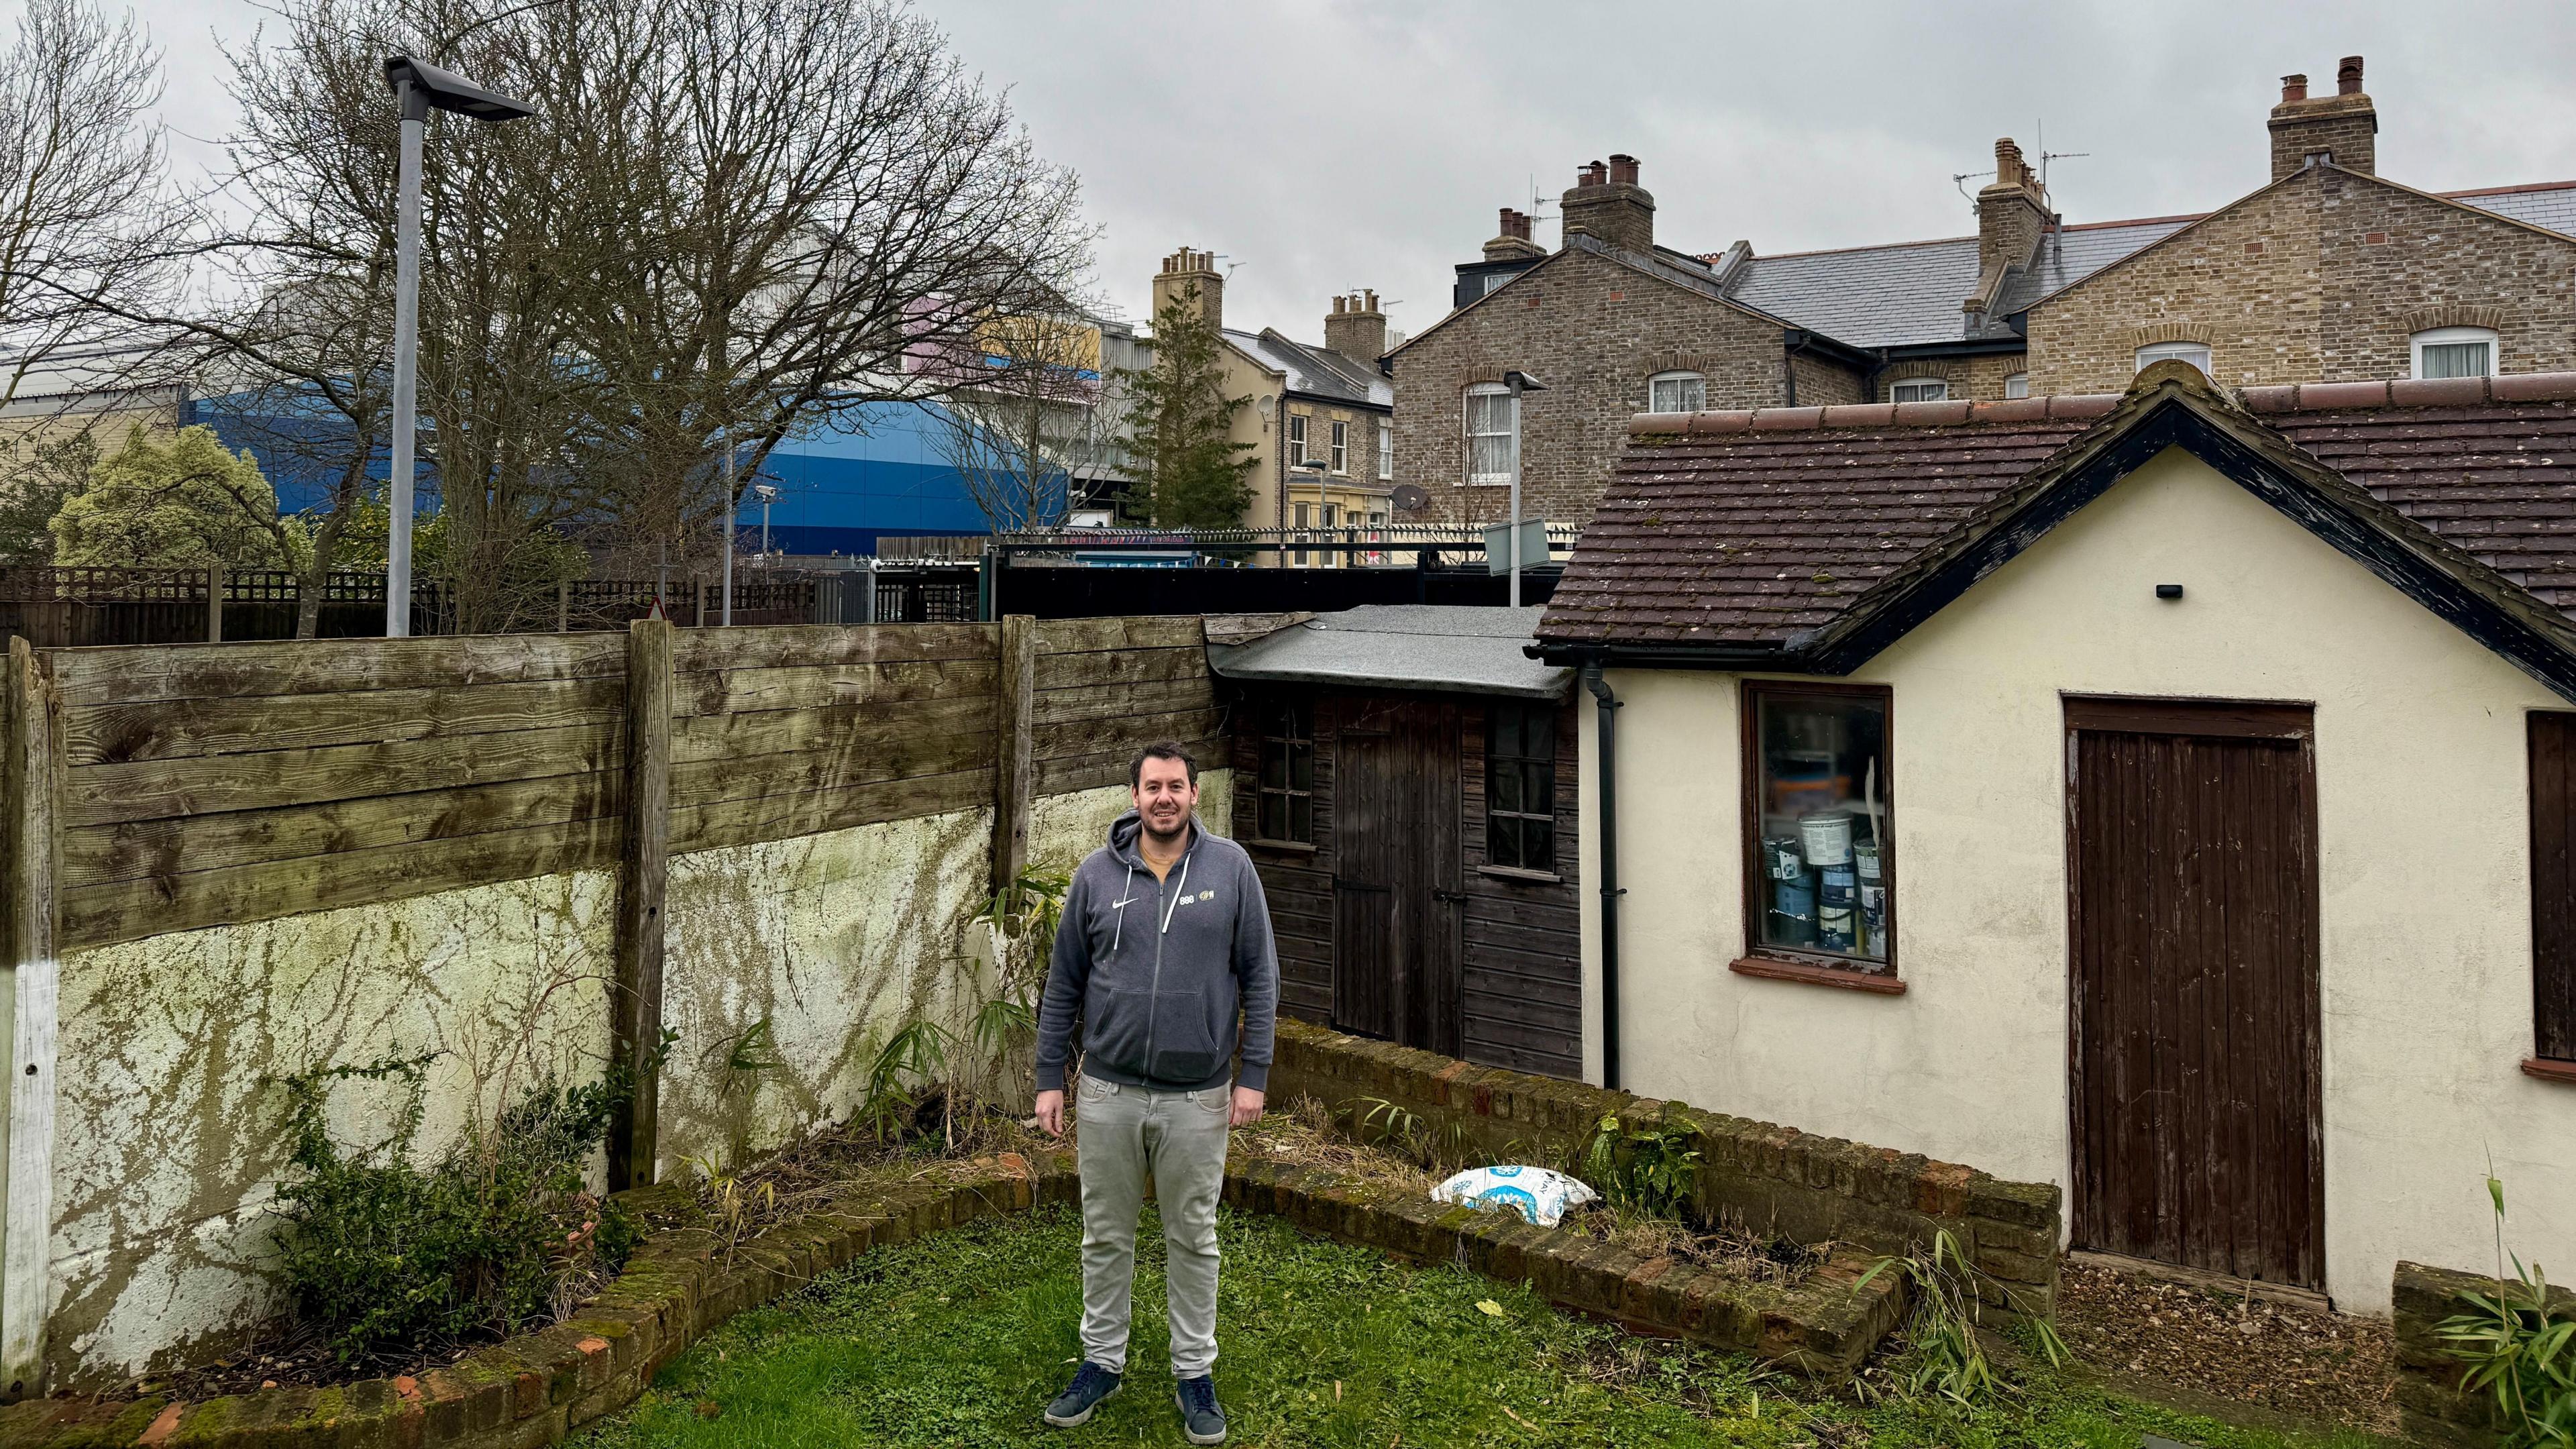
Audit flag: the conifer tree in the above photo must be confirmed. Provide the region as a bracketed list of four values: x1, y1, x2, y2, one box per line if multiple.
[1120, 282, 1256, 529]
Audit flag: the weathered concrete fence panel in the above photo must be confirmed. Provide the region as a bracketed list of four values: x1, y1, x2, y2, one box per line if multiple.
[0, 616, 1230, 1393]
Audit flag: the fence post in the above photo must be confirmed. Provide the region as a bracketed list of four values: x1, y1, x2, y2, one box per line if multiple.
[557, 579, 571, 633]
[0, 640, 60, 1400]
[990, 614, 1036, 897]
[608, 618, 674, 1190]
[205, 566, 223, 643]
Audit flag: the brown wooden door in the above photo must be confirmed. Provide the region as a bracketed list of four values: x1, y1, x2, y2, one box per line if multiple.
[2067, 697, 2324, 1289]
[1332, 698, 1464, 1055]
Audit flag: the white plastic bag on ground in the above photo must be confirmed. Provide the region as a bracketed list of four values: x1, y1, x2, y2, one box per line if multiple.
[1429, 1165, 1599, 1227]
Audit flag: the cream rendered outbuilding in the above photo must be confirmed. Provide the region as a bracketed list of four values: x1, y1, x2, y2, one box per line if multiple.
[1574, 443, 2576, 1313]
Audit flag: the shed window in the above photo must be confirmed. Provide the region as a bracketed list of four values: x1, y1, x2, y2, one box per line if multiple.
[1648, 370, 1706, 413]
[1330, 419, 1348, 474]
[1889, 378, 1948, 403]
[2530, 713, 2576, 1063]
[1744, 682, 1894, 973]
[1487, 702, 1557, 873]
[1257, 698, 1315, 843]
[2414, 326, 2498, 380]
[1464, 383, 1515, 485]
[2135, 341, 2211, 376]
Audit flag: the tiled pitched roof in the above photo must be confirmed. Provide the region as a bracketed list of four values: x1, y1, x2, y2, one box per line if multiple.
[1224, 328, 1393, 409]
[1538, 374, 2576, 651]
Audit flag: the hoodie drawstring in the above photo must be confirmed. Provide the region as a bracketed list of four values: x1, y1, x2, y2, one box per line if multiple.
[1159, 849, 1194, 934]
[1110, 863, 1135, 957]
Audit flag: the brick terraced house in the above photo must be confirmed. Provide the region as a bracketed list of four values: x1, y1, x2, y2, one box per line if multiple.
[1532, 362, 2576, 1313]
[1387, 55, 2576, 535]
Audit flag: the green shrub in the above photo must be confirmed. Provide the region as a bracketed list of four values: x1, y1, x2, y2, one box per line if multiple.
[1582, 1111, 1702, 1220]
[2438, 1175, 2576, 1448]
[1856, 1228, 2068, 1408]
[268, 1053, 637, 1365]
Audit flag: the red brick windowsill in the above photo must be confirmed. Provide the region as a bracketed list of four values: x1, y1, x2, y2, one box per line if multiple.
[1728, 956, 1908, 996]
[2521, 1057, 2576, 1085]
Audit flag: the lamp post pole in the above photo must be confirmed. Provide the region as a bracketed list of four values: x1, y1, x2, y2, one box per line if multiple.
[385, 81, 425, 637]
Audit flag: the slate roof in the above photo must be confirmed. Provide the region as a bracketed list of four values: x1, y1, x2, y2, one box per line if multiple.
[1536, 373, 2576, 657]
[2450, 180, 2576, 235]
[1225, 328, 1393, 409]
[1208, 604, 1571, 699]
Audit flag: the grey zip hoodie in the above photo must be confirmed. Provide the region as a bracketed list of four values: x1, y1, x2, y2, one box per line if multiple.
[1034, 810, 1278, 1095]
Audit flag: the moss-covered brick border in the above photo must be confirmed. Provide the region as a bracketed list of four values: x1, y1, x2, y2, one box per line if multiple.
[2392, 1258, 2576, 1447]
[1267, 1018, 2063, 1319]
[0, 1155, 1079, 1449]
[1224, 1158, 1906, 1379]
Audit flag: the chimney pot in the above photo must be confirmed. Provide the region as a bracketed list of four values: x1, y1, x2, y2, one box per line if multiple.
[2281, 72, 2308, 103]
[1607, 153, 1639, 185]
[1580, 160, 1607, 188]
[2338, 55, 2364, 95]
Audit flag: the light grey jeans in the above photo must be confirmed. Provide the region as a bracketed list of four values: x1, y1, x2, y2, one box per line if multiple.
[1075, 1074, 1230, 1377]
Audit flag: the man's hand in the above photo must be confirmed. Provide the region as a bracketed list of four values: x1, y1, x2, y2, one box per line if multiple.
[1035, 1089, 1066, 1138]
[1229, 1086, 1265, 1128]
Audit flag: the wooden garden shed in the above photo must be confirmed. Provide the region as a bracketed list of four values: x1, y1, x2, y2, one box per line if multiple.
[1210, 606, 1582, 1078]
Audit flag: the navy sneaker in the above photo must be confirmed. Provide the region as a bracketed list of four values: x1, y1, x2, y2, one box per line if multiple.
[1175, 1375, 1227, 1445]
[1042, 1361, 1121, 1428]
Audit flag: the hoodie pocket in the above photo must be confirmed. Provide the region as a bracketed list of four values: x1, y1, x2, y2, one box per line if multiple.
[1087, 987, 1156, 1077]
[1149, 989, 1220, 1084]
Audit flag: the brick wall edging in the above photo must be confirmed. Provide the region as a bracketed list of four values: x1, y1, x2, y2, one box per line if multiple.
[2393, 1258, 2576, 1447]
[1265, 1019, 2061, 1318]
[1225, 1157, 1907, 1379]
[0, 1155, 1080, 1449]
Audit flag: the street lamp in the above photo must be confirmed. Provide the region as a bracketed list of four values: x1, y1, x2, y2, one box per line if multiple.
[380, 54, 535, 639]
[753, 484, 780, 557]
[1502, 370, 1548, 607]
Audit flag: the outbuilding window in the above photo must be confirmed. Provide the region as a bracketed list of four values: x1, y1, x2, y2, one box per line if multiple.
[2528, 713, 2576, 1070]
[1741, 681, 1895, 976]
[1648, 370, 1706, 413]
[1257, 698, 1316, 844]
[2135, 341, 2212, 376]
[1464, 383, 1515, 485]
[1486, 702, 1557, 874]
[1889, 378, 1949, 403]
[2414, 326, 2498, 380]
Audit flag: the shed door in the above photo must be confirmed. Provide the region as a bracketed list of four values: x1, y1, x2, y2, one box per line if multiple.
[1332, 698, 1464, 1055]
[2067, 696, 2324, 1289]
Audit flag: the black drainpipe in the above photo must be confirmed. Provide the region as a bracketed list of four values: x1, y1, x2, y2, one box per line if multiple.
[1585, 659, 1625, 1091]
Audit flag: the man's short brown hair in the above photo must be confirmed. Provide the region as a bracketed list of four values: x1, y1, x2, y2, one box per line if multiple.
[1129, 740, 1198, 788]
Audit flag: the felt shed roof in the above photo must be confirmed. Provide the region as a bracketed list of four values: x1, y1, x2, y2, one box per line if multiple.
[1208, 604, 1572, 700]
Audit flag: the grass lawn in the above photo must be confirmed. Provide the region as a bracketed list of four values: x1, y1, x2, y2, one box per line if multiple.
[572, 1204, 2392, 1449]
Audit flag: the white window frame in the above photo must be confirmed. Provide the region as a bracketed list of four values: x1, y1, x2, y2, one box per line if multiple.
[1648, 370, 1707, 414]
[1889, 378, 1949, 403]
[2412, 326, 2499, 380]
[1464, 382, 1515, 486]
[1377, 417, 1393, 480]
[1287, 413, 1307, 465]
[2003, 373, 2030, 399]
[2133, 341, 2212, 376]
[1330, 419, 1348, 474]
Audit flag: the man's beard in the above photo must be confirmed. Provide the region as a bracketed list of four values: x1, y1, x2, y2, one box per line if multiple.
[1142, 810, 1189, 847]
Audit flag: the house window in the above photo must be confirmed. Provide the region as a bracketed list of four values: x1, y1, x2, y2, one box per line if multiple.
[1481, 272, 1511, 297]
[1889, 378, 1949, 403]
[1257, 698, 1315, 843]
[1287, 413, 1307, 464]
[1293, 502, 1311, 565]
[2414, 326, 2499, 380]
[2135, 341, 2212, 376]
[1487, 702, 1556, 873]
[1648, 370, 1706, 413]
[1330, 419, 1348, 474]
[2529, 713, 2576, 1063]
[1465, 382, 1515, 485]
[2004, 373, 2030, 399]
[1744, 681, 1894, 973]
[1377, 417, 1393, 480]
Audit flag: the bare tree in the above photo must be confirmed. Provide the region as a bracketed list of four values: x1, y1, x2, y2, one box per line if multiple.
[0, 0, 185, 412]
[928, 308, 1126, 532]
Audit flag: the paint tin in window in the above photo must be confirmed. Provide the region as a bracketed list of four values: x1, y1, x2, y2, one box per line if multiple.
[1819, 863, 1856, 908]
[1770, 877, 1817, 945]
[1860, 883, 1887, 955]
[1764, 837, 1806, 881]
[1799, 810, 1854, 865]
[1854, 841, 1881, 882]
[1818, 905, 1857, 953]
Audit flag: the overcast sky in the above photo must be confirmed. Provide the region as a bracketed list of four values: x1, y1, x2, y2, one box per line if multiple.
[115, 0, 2576, 345]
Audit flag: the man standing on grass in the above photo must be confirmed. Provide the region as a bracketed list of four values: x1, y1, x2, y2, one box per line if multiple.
[1032, 741, 1277, 1446]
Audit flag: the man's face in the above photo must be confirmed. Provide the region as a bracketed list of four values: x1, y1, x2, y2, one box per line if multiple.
[1132, 755, 1197, 840]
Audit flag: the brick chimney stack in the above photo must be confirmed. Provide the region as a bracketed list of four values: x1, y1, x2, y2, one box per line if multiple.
[1484, 207, 1544, 262]
[1152, 247, 1224, 334]
[1975, 137, 2052, 277]
[1560, 154, 1654, 254]
[2269, 54, 2376, 179]
[1324, 290, 1387, 364]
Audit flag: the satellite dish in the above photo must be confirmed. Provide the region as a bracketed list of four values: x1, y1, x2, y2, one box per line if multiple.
[1391, 483, 1430, 513]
